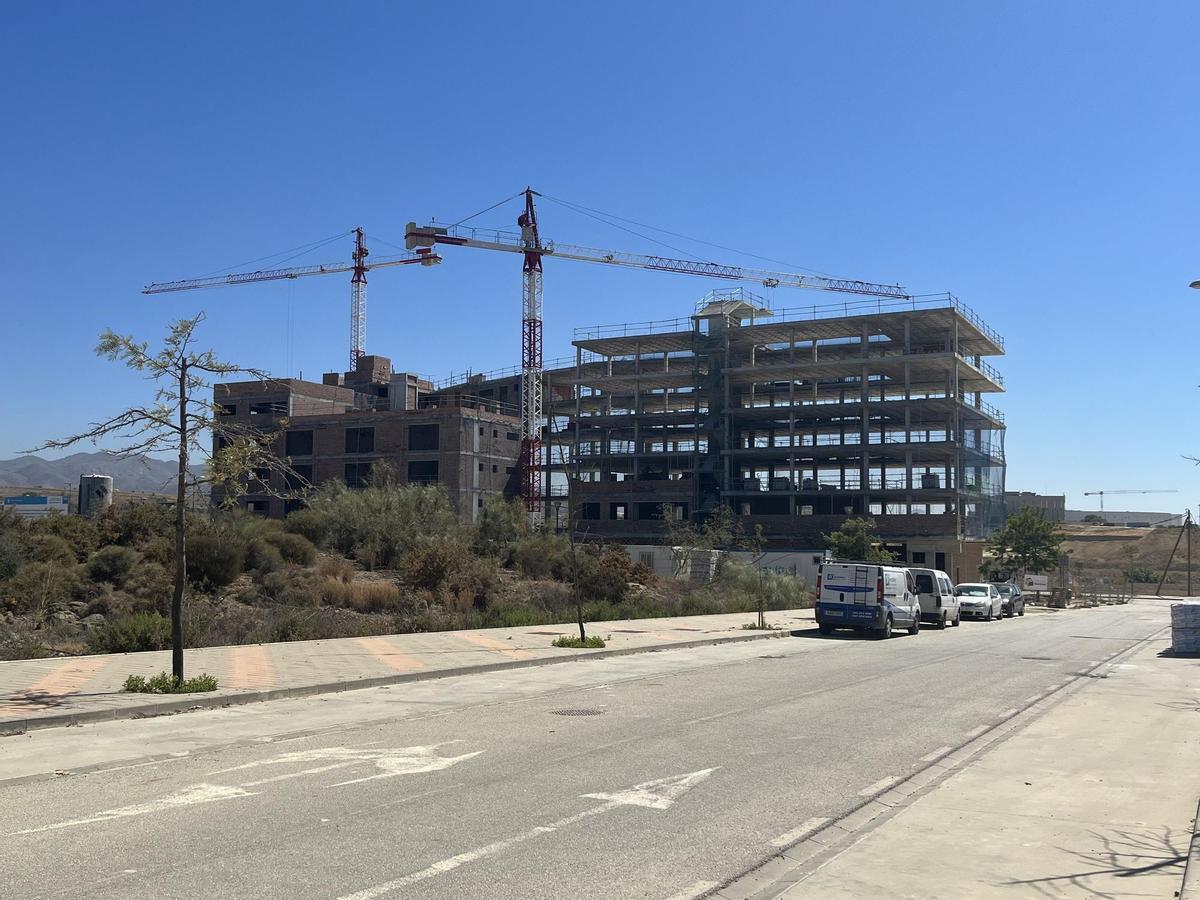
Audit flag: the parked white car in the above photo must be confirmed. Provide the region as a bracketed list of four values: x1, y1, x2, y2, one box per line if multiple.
[815, 562, 922, 639]
[954, 582, 1003, 621]
[911, 567, 960, 629]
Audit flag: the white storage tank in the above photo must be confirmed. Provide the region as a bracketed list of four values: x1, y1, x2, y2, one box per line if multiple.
[78, 474, 113, 518]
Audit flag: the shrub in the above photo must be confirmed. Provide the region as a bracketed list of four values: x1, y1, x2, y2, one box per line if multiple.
[89, 612, 173, 653]
[552, 634, 606, 649]
[124, 671, 218, 693]
[265, 531, 317, 566]
[30, 514, 101, 561]
[317, 556, 355, 583]
[29, 534, 78, 567]
[630, 561, 655, 585]
[290, 480, 463, 568]
[124, 562, 174, 612]
[475, 495, 528, 558]
[599, 545, 634, 582]
[186, 533, 245, 589]
[0, 531, 29, 581]
[1, 561, 83, 618]
[397, 539, 472, 592]
[573, 553, 627, 605]
[512, 533, 571, 580]
[256, 569, 321, 607]
[99, 502, 174, 548]
[244, 538, 285, 574]
[87, 545, 141, 585]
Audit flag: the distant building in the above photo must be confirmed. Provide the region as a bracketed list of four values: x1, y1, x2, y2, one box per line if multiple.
[1005, 491, 1066, 522]
[3, 494, 70, 519]
[1065, 509, 1183, 527]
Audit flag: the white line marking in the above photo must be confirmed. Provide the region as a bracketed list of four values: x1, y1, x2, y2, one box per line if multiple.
[858, 776, 900, 797]
[663, 881, 719, 900]
[336, 769, 719, 900]
[9, 784, 256, 835]
[770, 816, 831, 847]
[919, 746, 953, 763]
[240, 762, 358, 787]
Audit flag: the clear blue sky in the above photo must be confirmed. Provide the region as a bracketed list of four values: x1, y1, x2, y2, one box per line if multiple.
[2, 2, 1197, 514]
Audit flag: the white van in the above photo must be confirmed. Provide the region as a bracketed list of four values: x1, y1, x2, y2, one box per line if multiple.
[910, 567, 959, 629]
[815, 562, 921, 639]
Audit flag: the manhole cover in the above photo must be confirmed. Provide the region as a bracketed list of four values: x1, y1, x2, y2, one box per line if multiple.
[1021, 656, 1056, 661]
[550, 708, 605, 717]
[610, 629, 646, 634]
[758, 654, 785, 659]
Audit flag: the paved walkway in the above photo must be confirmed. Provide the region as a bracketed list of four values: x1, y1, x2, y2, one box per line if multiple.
[727, 611, 1200, 900]
[0, 608, 814, 730]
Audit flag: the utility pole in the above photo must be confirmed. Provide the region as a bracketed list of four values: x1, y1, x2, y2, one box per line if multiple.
[1188, 509, 1193, 597]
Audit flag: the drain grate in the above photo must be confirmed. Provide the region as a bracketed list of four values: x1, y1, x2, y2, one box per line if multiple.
[550, 708, 605, 717]
[758, 654, 785, 659]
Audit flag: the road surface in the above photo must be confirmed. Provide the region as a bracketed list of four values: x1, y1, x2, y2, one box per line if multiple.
[0, 602, 1168, 899]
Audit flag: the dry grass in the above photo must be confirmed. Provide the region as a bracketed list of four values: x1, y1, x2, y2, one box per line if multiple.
[317, 555, 355, 584]
[319, 576, 401, 612]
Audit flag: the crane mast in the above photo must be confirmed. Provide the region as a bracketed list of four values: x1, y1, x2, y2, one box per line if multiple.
[351, 227, 368, 369]
[518, 189, 545, 518]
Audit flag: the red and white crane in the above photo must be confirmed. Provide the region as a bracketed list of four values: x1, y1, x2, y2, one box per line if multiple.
[143, 228, 441, 369]
[406, 189, 909, 515]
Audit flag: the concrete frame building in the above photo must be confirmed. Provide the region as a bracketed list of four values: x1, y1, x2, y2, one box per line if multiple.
[214, 354, 522, 520]
[543, 289, 1007, 580]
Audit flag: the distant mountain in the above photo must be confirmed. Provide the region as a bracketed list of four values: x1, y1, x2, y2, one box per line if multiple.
[0, 452, 189, 494]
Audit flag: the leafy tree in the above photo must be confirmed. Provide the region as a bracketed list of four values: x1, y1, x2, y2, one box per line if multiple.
[823, 517, 894, 563]
[1082, 513, 1105, 524]
[986, 508, 1064, 578]
[33, 313, 293, 681]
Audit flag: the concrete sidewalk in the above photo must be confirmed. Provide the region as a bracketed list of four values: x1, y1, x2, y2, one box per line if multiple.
[0, 608, 813, 731]
[729, 626, 1200, 900]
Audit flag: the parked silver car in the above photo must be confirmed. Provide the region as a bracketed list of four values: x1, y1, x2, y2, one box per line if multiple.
[995, 582, 1025, 617]
[954, 582, 1003, 621]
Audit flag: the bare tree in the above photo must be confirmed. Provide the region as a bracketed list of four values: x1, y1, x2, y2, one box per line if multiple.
[34, 313, 298, 682]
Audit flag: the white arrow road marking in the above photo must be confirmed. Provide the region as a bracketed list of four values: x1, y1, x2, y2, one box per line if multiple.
[8, 784, 257, 836]
[581, 767, 719, 810]
[335, 768, 720, 900]
[208, 742, 483, 788]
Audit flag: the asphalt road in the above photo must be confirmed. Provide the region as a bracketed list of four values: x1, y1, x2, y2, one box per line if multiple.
[0, 602, 1169, 900]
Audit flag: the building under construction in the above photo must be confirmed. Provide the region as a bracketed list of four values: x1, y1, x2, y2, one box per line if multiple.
[543, 289, 1006, 579]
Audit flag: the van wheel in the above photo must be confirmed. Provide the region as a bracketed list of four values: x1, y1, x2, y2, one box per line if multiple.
[877, 616, 893, 640]
[907, 615, 920, 635]
[952, 613, 961, 627]
[819, 624, 833, 635]
[936, 613, 947, 630]
[1018, 607, 1025, 617]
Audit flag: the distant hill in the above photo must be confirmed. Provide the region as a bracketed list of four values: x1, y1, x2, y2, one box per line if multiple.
[0, 452, 188, 494]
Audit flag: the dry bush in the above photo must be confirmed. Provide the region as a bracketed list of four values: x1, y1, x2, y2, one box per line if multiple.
[320, 576, 401, 613]
[317, 556, 355, 584]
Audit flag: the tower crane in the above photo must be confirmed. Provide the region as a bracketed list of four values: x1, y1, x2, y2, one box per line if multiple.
[405, 188, 910, 515]
[1082, 489, 1178, 515]
[143, 229, 442, 369]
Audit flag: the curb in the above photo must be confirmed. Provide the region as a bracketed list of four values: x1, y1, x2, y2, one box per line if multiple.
[0, 627, 799, 735]
[1182, 793, 1200, 900]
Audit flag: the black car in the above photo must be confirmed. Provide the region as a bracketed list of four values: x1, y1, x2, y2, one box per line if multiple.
[995, 583, 1025, 617]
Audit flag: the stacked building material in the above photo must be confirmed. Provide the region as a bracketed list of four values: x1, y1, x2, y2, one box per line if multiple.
[1171, 601, 1200, 654]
